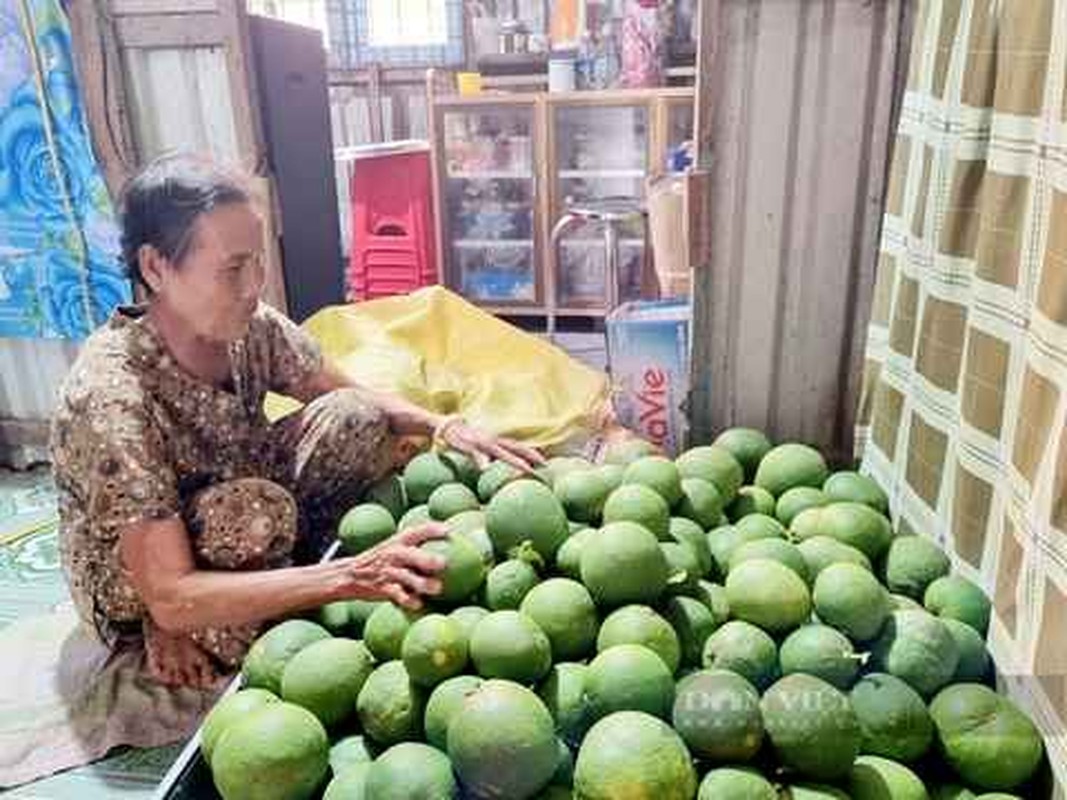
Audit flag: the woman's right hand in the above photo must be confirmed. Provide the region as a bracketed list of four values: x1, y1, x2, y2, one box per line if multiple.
[338, 523, 449, 609]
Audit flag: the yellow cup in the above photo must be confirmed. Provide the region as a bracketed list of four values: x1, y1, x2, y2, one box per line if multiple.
[456, 72, 483, 95]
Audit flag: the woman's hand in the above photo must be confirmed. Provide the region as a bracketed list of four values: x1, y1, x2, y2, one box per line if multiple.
[338, 523, 450, 610]
[144, 618, 222, 689]
[438, 418, 546, 473]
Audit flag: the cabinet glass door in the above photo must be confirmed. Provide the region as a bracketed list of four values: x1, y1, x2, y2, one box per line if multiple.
[552, 103, 649, 310]
[441, 105, 538, 305]
[666, 99, 694, 157]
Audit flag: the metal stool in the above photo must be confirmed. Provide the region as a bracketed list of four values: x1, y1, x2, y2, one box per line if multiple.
[548, 196, 648, 340]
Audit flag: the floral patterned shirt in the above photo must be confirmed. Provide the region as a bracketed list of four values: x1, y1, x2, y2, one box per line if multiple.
[50, 302, 323, 641]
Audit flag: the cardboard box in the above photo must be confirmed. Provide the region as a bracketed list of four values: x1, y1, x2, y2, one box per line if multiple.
[606, 299, 691, 456]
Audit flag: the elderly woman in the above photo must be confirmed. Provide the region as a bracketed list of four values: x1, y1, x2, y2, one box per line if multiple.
[50, 155, 541, 689]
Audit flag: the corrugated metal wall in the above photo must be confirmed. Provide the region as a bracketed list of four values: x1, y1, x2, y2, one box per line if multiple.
[690, 0, 912, 464]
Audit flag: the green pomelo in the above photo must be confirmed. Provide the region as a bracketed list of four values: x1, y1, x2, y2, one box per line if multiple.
[799, 536, 873, 579]
[848, 755, 928, 800]
[691, 580, 731, 627]
[729, 537, 810, 584]
[484, 558, 540, 610]
[355, 661, 426, 746]
[784, 785, 853, 800]
[622, 456, 684, 507]
[554, 470, 611, 525]
[884, 535, 951, 600]
[601, 437, 660, 465]
[824, 471, 889, 514]
[579, 521, 668, 607]
[447, 680, 559, 800]
[441, 449, 480, 489]
[477, 461, 523, 503]
[486, 479, 569, 561]
[676, 445, 745, 503]
[421, 534, 487, 604]
[713, 427, 773, 481]
[930, 683, 1044, 792]
[538, 662, 591, 748]
[755, 443, 830, 497]
[403, 453, 457, 506]
[698, 767, 776, 800]
[701, 620, 778, 691]
[328, 735, 375, 776]
[672, 669, 763, 763]
[469, 610, 552, 684]
[281, 638, 374, 727]
[850, 672, 933, 763]
[448, 605, 489, 639]
[363, 742, 458, 799]
[871, 610, 960, 697]
[323, 765, 369, 800]
[790, 502, 894, 562]
[761, 673, 861, 781]
[943, 617, 991, 682]
[428, 482, 480, 521]
[813, 562, 892, 641]
[779, 624, 861, 690]
[596, 463, 625, 492]
[242, 619, 332, 695]
[664, 595, 719, 668]
[601, 484, 670, 540]
[727, 485, 777, 521]
[365, 474, 407, 524]
[202, 688, 279, 765]
[445, 509, 486, 537]
[400, 614, 469, 688]
[596, 605, 680, 674]
[423, 674, 484, 751]
[520, 578, 599, 661]
[540, 456, 593, 488]
[924, 575, 992, 636]
[669, 517, 713, 577]
[398, 504, 432, 531]
[677, 477, 724, 529]
[573, 711, 697, 800]
[584, 644, 675, 722]
[315, 601, 351, 635]
[777, 486, 829, 528]
[661, 541, 702, 596]
[734, 511, 786, 541]
[211, 702, 329, 800]
[364, 603, 422, 662]
[556, 527, 596, 580]
[338, 503, 397, 555]
[726, 558, 812, 635]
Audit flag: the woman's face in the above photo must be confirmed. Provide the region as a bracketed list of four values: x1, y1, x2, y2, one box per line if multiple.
[152, 202, 266, 343]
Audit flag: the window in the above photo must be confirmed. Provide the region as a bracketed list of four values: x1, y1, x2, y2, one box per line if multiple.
[248, 0, 330, 43]
[327, 0, 465, 68]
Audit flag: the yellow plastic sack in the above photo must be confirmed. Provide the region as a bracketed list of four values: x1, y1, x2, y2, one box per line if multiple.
[265, 287, 612, 452]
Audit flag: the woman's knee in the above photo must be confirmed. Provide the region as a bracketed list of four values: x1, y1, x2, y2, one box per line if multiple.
[185, 478, 298, 570]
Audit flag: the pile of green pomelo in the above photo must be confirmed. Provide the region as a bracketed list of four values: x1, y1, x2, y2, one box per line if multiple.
[201, 429, 1049, 800]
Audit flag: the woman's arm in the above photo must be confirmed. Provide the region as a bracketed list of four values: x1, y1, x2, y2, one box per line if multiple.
[120, 516, 446, 635]
[297, 362, 545, 470]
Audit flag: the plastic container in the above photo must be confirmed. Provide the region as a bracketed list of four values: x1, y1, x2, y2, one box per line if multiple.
[548, 50, 577, 92]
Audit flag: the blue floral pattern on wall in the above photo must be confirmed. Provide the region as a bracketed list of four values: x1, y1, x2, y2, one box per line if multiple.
[0, 0, 130, 339]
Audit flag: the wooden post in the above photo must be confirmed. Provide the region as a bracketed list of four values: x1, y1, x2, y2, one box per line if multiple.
[68, 0, 137, 197]
[368, 63, 385, 143]
[688, 0, 721, 443]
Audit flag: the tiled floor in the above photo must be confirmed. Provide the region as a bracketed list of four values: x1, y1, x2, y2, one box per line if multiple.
[0, 468, 180, 799]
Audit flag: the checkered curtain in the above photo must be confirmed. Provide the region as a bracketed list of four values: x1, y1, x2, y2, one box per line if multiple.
[857, 0, 1067, 785]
